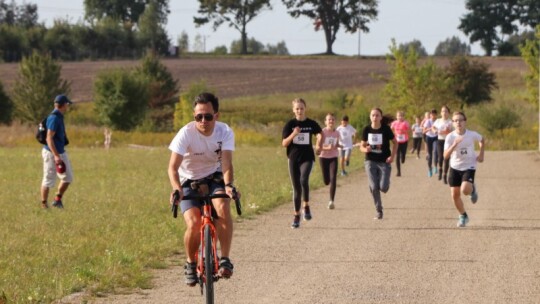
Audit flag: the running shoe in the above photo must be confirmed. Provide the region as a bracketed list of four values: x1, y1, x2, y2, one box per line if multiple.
[184, 262, 198, 286]
[303, 206, 312, 221]
[218, 257, 234, 279]
[41, 201, 49, 209]
[291, 215, 300, 228]
[374, 211, 383, 220]
[328, 201, 335, 210]
[433, 167, 438, 174]
[396, 172, 401, 177]
[457, 214, 469, 227]
[341, 170, 348, 176]
[428, 168, 433, 177]
[52, 199, 64, 209]
[471, 184, 478, 204]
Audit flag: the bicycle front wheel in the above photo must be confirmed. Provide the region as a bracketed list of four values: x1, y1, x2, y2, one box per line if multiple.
[203, 225, 214, 304]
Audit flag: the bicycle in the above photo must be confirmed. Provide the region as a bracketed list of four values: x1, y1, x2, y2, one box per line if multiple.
[172, 183, 241, 304]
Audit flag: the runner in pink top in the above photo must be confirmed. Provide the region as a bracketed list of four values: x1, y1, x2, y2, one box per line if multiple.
[317, 113, 341, 209]
[390, 111, 410, 177]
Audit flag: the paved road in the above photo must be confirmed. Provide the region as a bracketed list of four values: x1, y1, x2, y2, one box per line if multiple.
[82, 151, 540, 304]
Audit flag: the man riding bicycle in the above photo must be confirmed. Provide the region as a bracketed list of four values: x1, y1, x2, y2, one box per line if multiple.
[168, 92, 238, 286]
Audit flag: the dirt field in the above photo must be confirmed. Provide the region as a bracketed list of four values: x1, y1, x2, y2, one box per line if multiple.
[0, 57, 527, 102]
[61, 150, 540, 304]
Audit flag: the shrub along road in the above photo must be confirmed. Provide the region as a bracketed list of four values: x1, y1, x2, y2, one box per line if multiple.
[80, 151, 539, 303]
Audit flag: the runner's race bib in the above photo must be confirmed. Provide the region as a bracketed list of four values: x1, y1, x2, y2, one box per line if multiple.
[368, 133, 383, 153]
[293, 132, 310, 145]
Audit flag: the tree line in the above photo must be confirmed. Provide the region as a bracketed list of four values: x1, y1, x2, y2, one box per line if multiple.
[0, 0, 538, 62]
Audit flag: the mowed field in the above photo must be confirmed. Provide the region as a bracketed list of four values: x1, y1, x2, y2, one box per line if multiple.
[0, 56, 528, 102]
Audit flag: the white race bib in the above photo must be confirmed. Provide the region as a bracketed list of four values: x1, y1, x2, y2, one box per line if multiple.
[293, 132, 310, 145]
[397, 134, 406, 142]
[368, 133, 383, 154]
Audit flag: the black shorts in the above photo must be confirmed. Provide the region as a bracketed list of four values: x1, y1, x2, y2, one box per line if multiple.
[447, 167, 475, 187]
[180, 172, 225, 213]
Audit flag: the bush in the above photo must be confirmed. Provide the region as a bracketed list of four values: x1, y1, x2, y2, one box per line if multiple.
[93, 68, 149, 131]
[476, 104, 522, 136]
[446, 56, 498, 108]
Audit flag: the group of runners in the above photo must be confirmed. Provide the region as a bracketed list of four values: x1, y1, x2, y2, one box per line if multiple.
[281, 100, 485, 229]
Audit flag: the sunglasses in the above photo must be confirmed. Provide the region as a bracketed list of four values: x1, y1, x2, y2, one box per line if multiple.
[194, 113, 214, 122]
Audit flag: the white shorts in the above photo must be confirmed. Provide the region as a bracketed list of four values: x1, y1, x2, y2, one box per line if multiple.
[42, 149, 73, 188]
[339, 148, 352, 158]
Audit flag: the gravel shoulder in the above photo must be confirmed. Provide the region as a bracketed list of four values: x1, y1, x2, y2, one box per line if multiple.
[78, 150, 540, 304]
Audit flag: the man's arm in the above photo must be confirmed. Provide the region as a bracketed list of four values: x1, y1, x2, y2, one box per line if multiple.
[46, 129, 61, 163]
[168, 152, 183, 192]
[221, 150, 235, 197]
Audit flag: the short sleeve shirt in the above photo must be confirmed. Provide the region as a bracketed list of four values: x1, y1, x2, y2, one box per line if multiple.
[169, 121, 235, 184]
[390, 120, 410, 143]
[444, 129, 482, 171]
[44, 109, 67, 154]
[433, 118, 453, 140]
[336, 124, 356, 149]
[361, 124, 395, 163]
[282, 118, 322, 162]
[319, 128, 340, 159]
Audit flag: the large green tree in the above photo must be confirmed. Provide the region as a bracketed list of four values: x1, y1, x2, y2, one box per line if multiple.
[11, 51, 71, 124]
[84, 0, 169, 25]
[459, 0, 540, 56]
[283, 0, 378, 55]
[0, 0, 38, 28]
[382, 40, 455, 117]
[137, 1, 169, 55]
[194, 0, 271, 55]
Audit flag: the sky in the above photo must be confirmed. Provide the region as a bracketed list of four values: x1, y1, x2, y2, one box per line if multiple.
[34, 0, 483, 56]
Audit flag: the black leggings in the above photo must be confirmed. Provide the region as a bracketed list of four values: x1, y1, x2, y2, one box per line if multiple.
[319, 157, 338, 201]
[288, 159, 313, 212]
[412, 137, 422, 156]
[436, 139, 450, 176]
[395, 141, 408, 174]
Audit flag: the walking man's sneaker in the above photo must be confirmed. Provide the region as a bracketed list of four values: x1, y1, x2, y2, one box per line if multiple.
[291, 215, 300, 228]
[341, 170, 348, 176]
[218, 257, 234, 279]
[328, 201, 335, 210]
[52, 199, 64, 209]
[303, 205, 312, 221]
[184, 262, 197, 286]
[374, 211, 383, 220]
[471, 184, 478, 204]
[457, 213, 469, 227]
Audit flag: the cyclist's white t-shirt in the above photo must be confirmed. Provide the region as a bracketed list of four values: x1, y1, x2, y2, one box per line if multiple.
[169, 121, 235, 184]
[444, 129, 482, 171]
[336, 124, 356, 150]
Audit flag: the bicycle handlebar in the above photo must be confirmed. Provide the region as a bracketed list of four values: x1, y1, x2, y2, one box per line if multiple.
[171, 190, 242, 218]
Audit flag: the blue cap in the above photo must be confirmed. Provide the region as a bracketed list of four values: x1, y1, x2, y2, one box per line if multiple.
[54, 94, 72, 105]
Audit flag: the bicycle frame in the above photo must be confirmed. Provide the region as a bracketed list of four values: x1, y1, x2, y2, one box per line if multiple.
[198, 200, 220, 285]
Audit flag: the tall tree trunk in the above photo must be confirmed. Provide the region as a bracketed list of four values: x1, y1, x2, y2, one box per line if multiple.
[241, 29, 248, 54]
[324, 25, 334, 55]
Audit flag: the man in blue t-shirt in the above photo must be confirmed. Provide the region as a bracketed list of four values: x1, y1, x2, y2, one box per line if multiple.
[40, 94, 73, 209]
